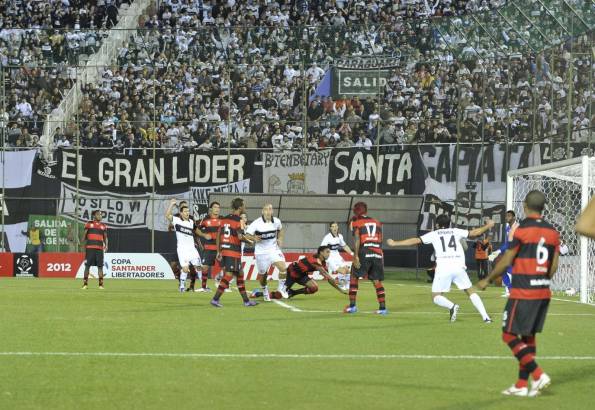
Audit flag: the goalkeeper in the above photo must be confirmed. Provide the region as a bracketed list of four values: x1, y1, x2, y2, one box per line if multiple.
[488, 210, 518, 297]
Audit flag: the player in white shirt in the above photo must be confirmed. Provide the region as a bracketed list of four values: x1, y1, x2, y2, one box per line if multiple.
[245, 204, 289, 301]
[320, 222, 354, 291]
[387, 214, 494, 323]
[165, 198, 202, 292]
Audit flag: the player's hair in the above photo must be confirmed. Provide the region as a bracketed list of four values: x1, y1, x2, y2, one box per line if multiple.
[435, 214, 451, 229]
[93, 209, 102, 217]
[506, 210, 516, 217]
[209, 201, 220, 209]
[317, 245, 330, 255]
[329, 221, 338, 228]
[524, 190, 546, 213]
[352, 201, 367, 217]
[231, 197, 244, 210]
[180, 205, 189, 213]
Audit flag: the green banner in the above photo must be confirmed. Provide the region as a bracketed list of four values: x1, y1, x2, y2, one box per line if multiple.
[332, 68, 390, 98]
[25, 215, 84, 252]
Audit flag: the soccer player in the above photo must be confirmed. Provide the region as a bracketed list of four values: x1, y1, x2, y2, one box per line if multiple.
[489, 210, 519, 297]
[245, 203, 289, 301]
[321, 222, 354, 291]
[344, 202, 387, 315]
[82, 209, 108, 289]
[280, 245, 346, 298]
[167, 200, 199, 291]
[194, 201, 222, 292]
[166, 199, 202, 293]
[210, 197, 258, 307]
[387, 215, 494, 323]
[478, 190, 559, 397]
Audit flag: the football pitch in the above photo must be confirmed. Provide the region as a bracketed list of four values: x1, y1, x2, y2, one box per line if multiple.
[1, 274, 594, 410]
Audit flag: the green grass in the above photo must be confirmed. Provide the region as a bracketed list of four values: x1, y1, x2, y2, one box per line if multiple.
[1, 274, 594, 410]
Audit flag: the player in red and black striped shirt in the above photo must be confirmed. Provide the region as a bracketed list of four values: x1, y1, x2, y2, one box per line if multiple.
[344, 201, 387, 315]
[478, 190, 560, 397]
[282, 246, 346, 298]
[194, 201, 222, 292]
[210, 197, 257, 307]
[82, 210, 108, 290]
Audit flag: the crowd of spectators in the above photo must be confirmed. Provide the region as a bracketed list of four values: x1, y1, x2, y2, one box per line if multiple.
[1, 0, 127, 149]
[1, 0, 593, 153]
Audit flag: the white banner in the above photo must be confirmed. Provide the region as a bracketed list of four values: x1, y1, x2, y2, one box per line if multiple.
[75, 253, 175, 279]
[263, 150, 331, 194]
[0, 150, 37, 189]
[59, 183, 150, 229]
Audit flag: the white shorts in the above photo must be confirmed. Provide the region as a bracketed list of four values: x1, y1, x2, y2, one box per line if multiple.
[177, 247, 201, 269]
[255, 249, 285, 274]
[432, 268, 472, 293]
[327, 253, 348, 274]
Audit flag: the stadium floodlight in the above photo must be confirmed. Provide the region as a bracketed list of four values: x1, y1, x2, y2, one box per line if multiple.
[507, 156, 595, 305]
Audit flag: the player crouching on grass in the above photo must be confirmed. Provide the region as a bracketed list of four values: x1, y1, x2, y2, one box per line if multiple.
[478, 190, 559, 397]
[387, 214, 494, 323]
[270, 246, 346, 299]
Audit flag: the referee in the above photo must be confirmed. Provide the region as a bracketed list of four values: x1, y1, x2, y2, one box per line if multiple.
[82, 210, 108, 289]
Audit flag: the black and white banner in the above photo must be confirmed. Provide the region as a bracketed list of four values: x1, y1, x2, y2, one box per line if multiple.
[263, 150, 331, 194]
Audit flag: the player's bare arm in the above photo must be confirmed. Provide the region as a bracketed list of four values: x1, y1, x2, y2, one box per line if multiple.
[165, 198, 177, 222]
[468, 219, 495, 238]
[215, 225, 222, 261]
[353, 233, 361, 268]
[548, 251, 560, 279]
[81, 229, 88, 248]
[477, 248, 518, 290]
[277, 227, 284, 248]
[318, 266, 347, 294]
[576, 197, 595, 239]
[342, 244, 354, 255]
[386, 237, 422, 247]
[104, 231, 108, 252]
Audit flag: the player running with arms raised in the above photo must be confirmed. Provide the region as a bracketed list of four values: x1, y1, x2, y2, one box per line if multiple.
[387, 214, 494, 322]
[478, 190, 559, 397]
[166, 199, 202, 293]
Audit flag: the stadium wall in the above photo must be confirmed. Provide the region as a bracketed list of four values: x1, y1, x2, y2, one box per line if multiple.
[1, 143, 590, 266]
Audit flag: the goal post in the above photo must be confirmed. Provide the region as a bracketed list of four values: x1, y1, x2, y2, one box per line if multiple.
[507, 156, 594, 305]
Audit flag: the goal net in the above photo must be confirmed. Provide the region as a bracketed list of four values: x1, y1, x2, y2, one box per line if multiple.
[507, 156, 595, 305]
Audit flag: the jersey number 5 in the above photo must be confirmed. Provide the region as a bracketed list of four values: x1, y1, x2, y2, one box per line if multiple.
[440, 235, 457, 252]
[223, 224, 231, 238]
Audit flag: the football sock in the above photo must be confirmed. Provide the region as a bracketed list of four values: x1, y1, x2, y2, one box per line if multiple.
[98, 275, 104, 287]
[236, 275, 249, 303]
[213, 273, 233, 300]
[469, 293, 489, 320]
[502, 271, 512, 289]
[263, 285, 270, 298]
[291, 287, 307, 296]
[503, 332, 543, 380]
[180, 271, 188, 289]
[374, 281, 386, 310]
[522, 336, 543, 380]
[278, 279, 286, 291]
[433, 295, 455, 310]
[201, 271, 208, 289]
[83, 271, 89, 286]
[348, 275, 359, 307]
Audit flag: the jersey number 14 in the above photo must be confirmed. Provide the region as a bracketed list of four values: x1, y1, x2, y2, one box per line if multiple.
[440, 235, 457, 252]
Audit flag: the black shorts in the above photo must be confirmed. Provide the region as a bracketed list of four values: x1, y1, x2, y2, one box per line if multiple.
[85, 248, 104, 267]
[285, 272, 310, 289]
[221, 255, 241, 273]
[502, 298, 550, 336]
[353, 253, 384, 281]
[202, 250, 217, 267]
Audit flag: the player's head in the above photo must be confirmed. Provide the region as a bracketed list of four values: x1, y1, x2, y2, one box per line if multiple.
[352, 201, 367, 217]
[506, 210, 516, 223]
[240, 212, 248, 224]
[329, 222, 339, 235]
[93, 209, 102, 222]
[435, 214, 450, 229]
[209, 201, 220, 217]
[180, 205, 190, 220]
[231, 197, 245, 213]
[317, 245, 331, 261]
[262, 203, 273, 220]
[523, 190, 546, 215]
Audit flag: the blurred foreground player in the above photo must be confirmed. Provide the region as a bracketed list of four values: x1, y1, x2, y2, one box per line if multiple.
[478, 190, 560, 397]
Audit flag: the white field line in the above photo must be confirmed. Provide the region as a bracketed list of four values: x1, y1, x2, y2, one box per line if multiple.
[272, 300, 303, 312]
[0, 352, 595, 360]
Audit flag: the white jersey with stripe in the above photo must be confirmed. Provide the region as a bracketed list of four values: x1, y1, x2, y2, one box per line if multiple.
[246, 216, 282, 255]
[321, 232, 346, 256]
[172, 215, 195, 250]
